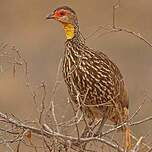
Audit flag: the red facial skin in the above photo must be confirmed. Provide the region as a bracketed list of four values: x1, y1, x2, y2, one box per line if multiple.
[53, 10, 67, 19]
[46, 9, 71, 24]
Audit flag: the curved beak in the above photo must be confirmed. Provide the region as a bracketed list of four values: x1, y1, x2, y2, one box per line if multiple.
[46, 13, 56, 20]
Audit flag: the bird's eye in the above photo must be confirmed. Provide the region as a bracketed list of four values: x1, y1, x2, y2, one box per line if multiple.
[59, 11, 65, 16]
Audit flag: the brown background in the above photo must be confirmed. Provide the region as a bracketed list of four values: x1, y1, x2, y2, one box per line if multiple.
[0, 0, 152, 151]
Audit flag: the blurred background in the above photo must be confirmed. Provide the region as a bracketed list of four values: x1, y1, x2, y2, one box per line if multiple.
[0, 0, 152, 151]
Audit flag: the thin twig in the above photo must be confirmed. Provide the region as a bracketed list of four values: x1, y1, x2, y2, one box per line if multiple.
[129, 99, 147, 121]
[131, 137, 143, 152]
[39, 81, 47, 124]
[130, 115, 152, 127]
[69, 99, 80, 140]
[48, 57, 63, 133]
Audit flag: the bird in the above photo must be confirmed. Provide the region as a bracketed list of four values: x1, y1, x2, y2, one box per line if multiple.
[46, 6, 131, 150]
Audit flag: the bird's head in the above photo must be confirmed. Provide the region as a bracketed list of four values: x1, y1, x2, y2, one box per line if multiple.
[46, 6, 77, 25]
[46, 6, 79, 40]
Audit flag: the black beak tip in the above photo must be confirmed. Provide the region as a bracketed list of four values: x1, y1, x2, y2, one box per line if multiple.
[46, 13, 55, 20]
[46, 16, 51, 20]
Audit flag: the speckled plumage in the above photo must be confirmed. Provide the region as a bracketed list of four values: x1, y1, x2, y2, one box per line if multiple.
[62, 35, 129, 125]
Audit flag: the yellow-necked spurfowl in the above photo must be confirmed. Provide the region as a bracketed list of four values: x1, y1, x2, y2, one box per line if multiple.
[46, 6, 131, 149]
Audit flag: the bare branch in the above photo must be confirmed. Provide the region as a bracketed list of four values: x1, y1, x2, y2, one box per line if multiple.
[131, 137, 143, 152]
[0, 112, 124, 152]
[39, 81, 47, 124]
[130, 115, 152, 127]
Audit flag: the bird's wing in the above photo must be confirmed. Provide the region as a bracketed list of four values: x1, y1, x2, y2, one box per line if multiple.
[95, 50, 123, 80]
[95, 50, 129, 108]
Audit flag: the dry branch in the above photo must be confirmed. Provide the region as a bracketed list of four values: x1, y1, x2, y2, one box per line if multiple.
[0, 112, 124, 152]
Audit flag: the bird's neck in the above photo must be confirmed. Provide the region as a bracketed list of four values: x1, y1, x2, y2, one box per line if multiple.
[63, 23, 85, 43]
[63, 23, 75, 40]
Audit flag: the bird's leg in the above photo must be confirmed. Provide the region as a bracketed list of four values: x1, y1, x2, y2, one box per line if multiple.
[80, 107, 95, 138]
[93, 116, 107, 137]
[78, 116, 95, 151]
[81, 117, 94, 138]
[72, 114, 94, 151]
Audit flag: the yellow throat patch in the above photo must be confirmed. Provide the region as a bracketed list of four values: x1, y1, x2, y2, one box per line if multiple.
[63, 23, 75, 39]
